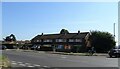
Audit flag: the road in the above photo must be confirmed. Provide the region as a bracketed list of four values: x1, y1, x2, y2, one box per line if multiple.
[2, 50, 119, 68]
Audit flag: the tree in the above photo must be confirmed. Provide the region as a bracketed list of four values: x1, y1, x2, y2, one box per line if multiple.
[60, 29, 69, 34]
[91, 31, 116, 53]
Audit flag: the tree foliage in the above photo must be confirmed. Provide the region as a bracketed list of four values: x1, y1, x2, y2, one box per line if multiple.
[60, 29, 69, 34]
[91, 31, 116, 53]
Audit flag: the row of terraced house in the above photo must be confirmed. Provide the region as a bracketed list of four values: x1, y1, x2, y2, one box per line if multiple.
[1, 29, 91, 52]
[31, 29, 91, 52]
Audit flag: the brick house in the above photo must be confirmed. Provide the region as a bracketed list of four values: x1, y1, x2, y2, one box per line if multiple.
[31, 29, 91, 52]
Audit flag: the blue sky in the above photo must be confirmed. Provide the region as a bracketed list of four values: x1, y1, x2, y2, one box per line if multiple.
[2, 2, 118, 42]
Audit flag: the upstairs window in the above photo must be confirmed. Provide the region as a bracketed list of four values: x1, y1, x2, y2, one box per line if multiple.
[44, 39, 52, 42]
[75, 39, 82, 42]
[56, 39, 66, 42]
[37, 40, 39, 42]
[36, 40, 41, 42]
[69, 39, 74, 42]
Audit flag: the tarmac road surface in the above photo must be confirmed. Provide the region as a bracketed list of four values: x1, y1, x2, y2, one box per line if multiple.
[2, 50, 119, 69]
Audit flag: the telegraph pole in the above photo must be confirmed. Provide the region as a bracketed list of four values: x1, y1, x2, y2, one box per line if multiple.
[113, 23, 115, 40]
[113, 23, 117, 47]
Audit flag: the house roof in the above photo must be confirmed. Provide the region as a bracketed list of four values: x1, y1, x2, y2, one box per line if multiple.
[31, 32, 89, 41]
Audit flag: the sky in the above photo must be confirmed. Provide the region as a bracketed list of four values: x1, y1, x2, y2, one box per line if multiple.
[2, 2, 118, 44]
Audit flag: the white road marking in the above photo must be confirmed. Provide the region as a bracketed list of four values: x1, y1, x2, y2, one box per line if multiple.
[27, 65, 34, 67]
[19, 64, 26, 66]
[43, 66, 48, 67]
[11, 60, 48, 68]
[11, 63, 17, 65]
[33, 64, 41, 67]
[25, 63, 31, 65]
[17, 62, 23, 64]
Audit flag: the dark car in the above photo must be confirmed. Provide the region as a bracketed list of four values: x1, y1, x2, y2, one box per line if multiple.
[20, 45, 29, 50]
[36, 45, 41, 51]
[0, 45, 7, 50]
[30, 45, 38, 50]
[108, 45, 120, 58]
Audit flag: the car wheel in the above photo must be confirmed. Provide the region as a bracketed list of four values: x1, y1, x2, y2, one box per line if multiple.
[115, 55, 119, 58]
[109, 55, 112, 58]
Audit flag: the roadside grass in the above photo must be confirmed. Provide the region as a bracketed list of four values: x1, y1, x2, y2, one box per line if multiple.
[63, 52, 98, 56]
[0, 55, 11, 68]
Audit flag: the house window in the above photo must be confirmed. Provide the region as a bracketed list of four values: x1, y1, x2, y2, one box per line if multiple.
[44, 39, 52, 42]
[75, 39, 82, 42]
[57, 45, 64, 49]
[56, 39, 66, 42]
[37, 40, 41, 42]
[69, 39, 74, 42]
[37, 40, 39, 42]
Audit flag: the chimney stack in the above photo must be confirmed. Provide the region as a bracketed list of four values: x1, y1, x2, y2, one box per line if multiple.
[41, 33, 43, 36]
[78, 30, 80, 34]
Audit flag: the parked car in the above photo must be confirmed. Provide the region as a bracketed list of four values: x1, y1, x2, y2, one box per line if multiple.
[19, 45, 29, 50]
[13, 45, 17, 49]
[108, 45, 120, 58]
[0, 45, 7, 50]
[36, 45, 41, 50]
[30, 45, 38, 50]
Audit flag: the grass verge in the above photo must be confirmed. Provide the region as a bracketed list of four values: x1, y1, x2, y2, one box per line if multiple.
[0, 55, 11, 68]
[51, 52, 96, 56]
